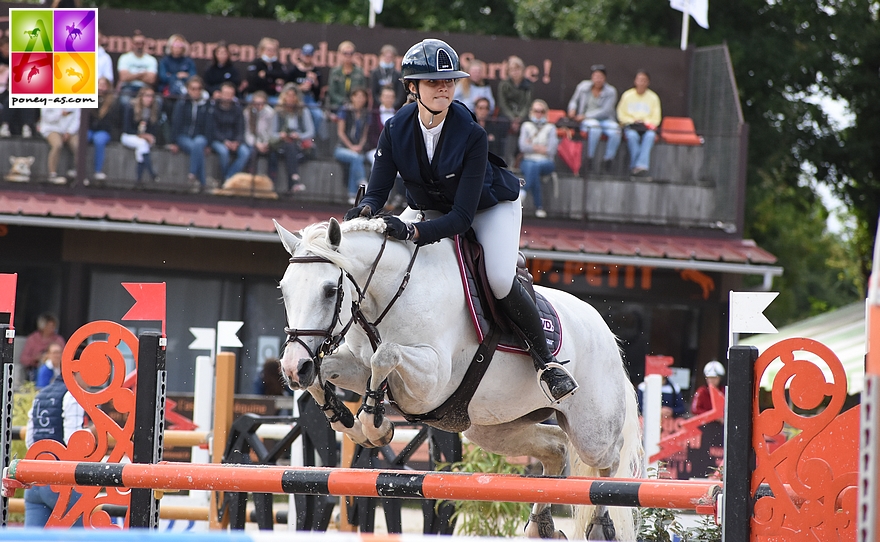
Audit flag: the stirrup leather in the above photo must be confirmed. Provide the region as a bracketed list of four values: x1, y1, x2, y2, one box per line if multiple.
[536, 362, 578, 403]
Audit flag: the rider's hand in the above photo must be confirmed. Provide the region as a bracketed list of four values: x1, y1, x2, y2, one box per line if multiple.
[383, 216, 415, 241]
[343, 204, 373, 221]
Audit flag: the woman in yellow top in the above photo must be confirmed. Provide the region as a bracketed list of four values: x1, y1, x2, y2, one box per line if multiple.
[616, 70, 662, 176]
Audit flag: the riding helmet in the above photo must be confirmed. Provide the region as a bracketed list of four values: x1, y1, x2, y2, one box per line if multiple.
[703, 360, 725, 378]
[401, 39, 469, 80]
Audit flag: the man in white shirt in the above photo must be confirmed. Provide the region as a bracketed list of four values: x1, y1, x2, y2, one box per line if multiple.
[116, 30, 157, 101]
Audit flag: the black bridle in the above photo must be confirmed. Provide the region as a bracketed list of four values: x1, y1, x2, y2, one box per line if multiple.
[282, 235, 421, 384]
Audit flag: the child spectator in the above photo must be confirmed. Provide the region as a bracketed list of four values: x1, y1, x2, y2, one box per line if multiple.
[19, 313, 65, 383]
[39, 108, 80, 185]
[454, 58, 495, 114]
[369, 44, 405, 110]
[691, 361, 726, 415]
[637, 374, 687, 418]
[116, 30, 158, 103]
[88, 77, 122, 182]
[35, 343, 62, 388]
[272, 83, 314, 194]
[617, 69, 662, 176]
[169, 76, 212, 190]
[244, 37, 286, 103]
[333, 87, 370, 204]
[325, 41, 367, 115]
[210, 82, 251, 181]
[121, 86, 161, 183]
[158, 34, 196, 103]
[203, 41, 242, 99]
[518, 99, 558, 218]
[473, 97, 506, 157]
[497, 56, 531, 137]
[243, 90, 277, 177]
[286, 43, 324, 138]
[566, 64, 621, 172]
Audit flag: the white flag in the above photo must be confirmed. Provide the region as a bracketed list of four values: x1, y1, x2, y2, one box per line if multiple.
[370, 0, 383, 14]
[730, 292, 779, 334]
[189, 327, 216, 351]
[217, 320, 244, 348]
[670, 0, 709, 29]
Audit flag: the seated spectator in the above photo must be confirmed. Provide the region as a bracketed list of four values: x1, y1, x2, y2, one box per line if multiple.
[454, 58, 495, 113]
[121, 87, 161, 183]
[473, 97, 507, 157]
[617, 69, 662, 176]
[271, 83, 314, 194]
[169, 76, 212, 190]
[286, 43, 324, 139]
[367, 85, 404, 210]
[637, 375, 687, 418]
[566, 64, 621, 172]
[39, 108, 80, 185]
[243, 90, 276, 175]
[203, 41, 242, 99]
[691, 360, 725, 415]
[158, 34, 196, 105]
[117, 30, 158, 103]
[244, 37, 286, 104]
[210, 82, 251, 181]
[88, 77, 122, 182]
[35, 343, 62, 388]
[333, 87, 370, 204]
[19, 312, 66, 383]
[518, 99, 558, 218]
[369, 44, 405, 110]
[0, 36, 38, 138]
[497, 55, 531, 164]
[96, 32, 114, 85]
[325, 41, 367, 115]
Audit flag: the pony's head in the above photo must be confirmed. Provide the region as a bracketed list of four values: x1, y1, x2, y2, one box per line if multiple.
[274, 217, 385, 389]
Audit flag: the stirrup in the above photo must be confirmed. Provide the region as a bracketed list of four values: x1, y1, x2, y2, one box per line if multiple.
[537, 362, 578, 403]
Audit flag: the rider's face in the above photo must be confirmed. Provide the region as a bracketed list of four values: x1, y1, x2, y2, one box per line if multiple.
[417, 79, 455, 110]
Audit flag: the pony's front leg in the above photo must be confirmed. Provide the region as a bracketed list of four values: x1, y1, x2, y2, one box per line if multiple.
[307, 381, 372, 447]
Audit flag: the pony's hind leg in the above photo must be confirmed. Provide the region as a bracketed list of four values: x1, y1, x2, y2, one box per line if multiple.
[465, 420, 569, 539]
[583, 468, 617, 541]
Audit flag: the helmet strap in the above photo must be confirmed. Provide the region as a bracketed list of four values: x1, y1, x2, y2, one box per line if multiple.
[410, 80, 443, 127]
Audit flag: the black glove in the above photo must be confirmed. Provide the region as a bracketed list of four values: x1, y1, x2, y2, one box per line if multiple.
[343, 204, 373, 221]
[383, 216, 415, 241]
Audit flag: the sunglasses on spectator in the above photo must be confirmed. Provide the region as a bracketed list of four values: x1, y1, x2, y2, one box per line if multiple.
[531, 107, 546, 113]
[341, 51, 354, 56]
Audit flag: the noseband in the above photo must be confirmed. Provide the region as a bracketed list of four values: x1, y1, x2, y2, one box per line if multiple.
[282, 236, 420, 380]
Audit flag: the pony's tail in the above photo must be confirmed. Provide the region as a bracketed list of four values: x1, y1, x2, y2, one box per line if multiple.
[572, 375, 643, 540]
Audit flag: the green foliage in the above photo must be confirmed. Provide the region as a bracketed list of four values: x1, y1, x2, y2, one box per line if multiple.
[442, 444, 530, 537]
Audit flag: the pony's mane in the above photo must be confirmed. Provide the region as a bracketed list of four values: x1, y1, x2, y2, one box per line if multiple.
[298, 218, 386, 271]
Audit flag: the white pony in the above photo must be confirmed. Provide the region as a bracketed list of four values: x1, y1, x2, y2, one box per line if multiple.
[275, 217, 642, 540]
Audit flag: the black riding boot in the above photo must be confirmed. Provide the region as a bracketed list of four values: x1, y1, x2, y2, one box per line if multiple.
[496, 279, 579, 402]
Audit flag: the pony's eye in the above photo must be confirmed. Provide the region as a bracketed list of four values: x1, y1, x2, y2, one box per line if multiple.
[323, 284, 338, 299]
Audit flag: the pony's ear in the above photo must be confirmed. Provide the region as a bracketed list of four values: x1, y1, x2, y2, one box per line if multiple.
[327, 218, 342, 251]
[274, 219, 301, 255]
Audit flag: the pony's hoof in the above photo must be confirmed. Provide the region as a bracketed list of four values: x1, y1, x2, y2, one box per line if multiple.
[525, 508, 560, 539]
[584, 511, 615, 540]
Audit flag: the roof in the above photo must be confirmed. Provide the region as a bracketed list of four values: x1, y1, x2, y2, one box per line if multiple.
[0, 189, 780, 276]
[741, 302, 866, 394]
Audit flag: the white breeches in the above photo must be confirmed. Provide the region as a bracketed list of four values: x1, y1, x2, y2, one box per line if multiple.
[120, 133, 152, 163]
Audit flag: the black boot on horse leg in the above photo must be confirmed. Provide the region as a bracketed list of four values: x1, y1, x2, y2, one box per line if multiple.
[496, 279, 578, 402]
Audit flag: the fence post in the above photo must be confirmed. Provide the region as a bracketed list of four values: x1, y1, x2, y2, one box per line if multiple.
[130, 331, 166, 528]
[0, 324, 15, 527]
[721, 345, 757, 541]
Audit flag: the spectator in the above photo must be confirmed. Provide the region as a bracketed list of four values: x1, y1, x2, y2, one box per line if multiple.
[454, 58, 495, 113]
[121, 86, 161, 183]
[88, 77, 122, 182]
[637, 374, 687, 418]
[19, 313, 65, 383]
[566, 64, 621, 172]
[169, 76, 212, 190]
[96, 32, 113, 84]
[369, 44, 405, 110]
[497, 56, 531, 139]
[333, 87, 370, 204]
[209, 82, 251, 181]
[35, 343, 62, 388]
[366, 85, 404, 210]
[244, 37, 286, 103]
[0, 37, 38, 139]
[271, 83, 314, 194]
[518, 99, 558, 218]
[286, 43, 324, 139]
[24, 353, 87, 528]
[473, 96, 506, 157]
[325, 41, 367, 115]
[243, 90, 276, 175]
[203, 41, 242, 99]
[117, 30, 158, 102]
[691, 360, 726, 415]
[39, 108, 80, 185]
[253, 358, 285, 396]
[617, 69, 662, 177]
[158, 34, 196, 102]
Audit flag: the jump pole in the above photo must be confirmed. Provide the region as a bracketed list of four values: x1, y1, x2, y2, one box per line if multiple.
[3, 460, 721, 512]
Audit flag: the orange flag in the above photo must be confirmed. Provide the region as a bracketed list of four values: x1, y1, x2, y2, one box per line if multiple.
[0, 273, 17, 328]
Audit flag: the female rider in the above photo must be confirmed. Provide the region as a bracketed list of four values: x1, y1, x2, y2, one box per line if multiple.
[344, 39, 577, 402]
